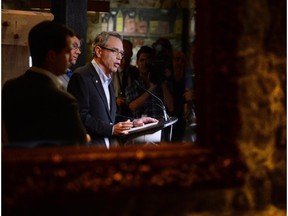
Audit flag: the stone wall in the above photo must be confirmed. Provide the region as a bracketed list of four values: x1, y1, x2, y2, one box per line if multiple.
[237, 1, 286, 211]
[195, 0, 286, 214]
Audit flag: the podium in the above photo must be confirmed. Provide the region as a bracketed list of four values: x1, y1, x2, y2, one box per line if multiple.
[119, 117, 178, 145]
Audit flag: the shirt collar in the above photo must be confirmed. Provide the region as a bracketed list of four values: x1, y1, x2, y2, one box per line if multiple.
[66, 68, 73, 78]
[91, 59, 112, 85]
[30, 66, 63, 88]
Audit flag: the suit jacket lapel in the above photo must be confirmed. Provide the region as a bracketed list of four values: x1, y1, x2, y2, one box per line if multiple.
[89, 64, 114, 122]
[109, 82, 116, 119]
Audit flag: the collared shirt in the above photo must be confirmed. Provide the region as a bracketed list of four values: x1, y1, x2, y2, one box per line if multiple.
[30, 66, 63, 89]
[91, 59, 112, 149]
[66, 68, 73, 78]
[91, 59, 112, 110]
[125, 78, 164, 119]
[58, 69, 73, 91]
[112, 69, 123, 97]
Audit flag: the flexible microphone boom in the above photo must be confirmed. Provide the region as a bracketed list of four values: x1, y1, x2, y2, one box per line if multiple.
[134, 80, 170, 121]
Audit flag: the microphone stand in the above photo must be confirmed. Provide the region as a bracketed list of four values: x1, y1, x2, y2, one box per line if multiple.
[162, 106, 169, 122]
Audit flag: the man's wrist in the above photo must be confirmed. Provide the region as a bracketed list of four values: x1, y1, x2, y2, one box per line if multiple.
[132, 119, 137, 127]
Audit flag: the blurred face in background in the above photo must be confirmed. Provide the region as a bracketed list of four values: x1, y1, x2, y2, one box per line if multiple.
[70, 36, 81, 65]
[173, 50, 185, 81]
[137, 52, 152, 77]
[119, 40, 133, 71]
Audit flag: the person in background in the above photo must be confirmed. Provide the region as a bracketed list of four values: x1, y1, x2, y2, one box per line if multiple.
[150, 37, 181, 141]
[112, 39, 138, 117]
[67, 31, 158, 148]
[2, 21, 89, 147]
[125, 45, 174, 119]
[183, 42, 197, 142]
[151, 37, 174, 89]
[151, 37, 175, 117]
[171, 50, 186, 142]
[58, 35, 82, 90]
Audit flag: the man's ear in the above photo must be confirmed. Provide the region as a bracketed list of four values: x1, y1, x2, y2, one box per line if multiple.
[95, 46, 102, 58]
[46, 50, 56, 63]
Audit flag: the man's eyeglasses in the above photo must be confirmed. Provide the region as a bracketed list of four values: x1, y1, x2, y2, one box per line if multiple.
[72, 43, 81, 52]
[99, 46, 125, 58]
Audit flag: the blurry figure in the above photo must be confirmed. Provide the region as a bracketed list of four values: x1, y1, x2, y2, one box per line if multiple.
[172, 50, 186, 142]
[112, 39, 138, 117]
[151, 38, 190, 142]
[150, 38, 175, 115]
[150, 37, 174, 86]
[126, 44, 174, 120]
[183, 42, 197, 143]
[2, 21, 89, 146]
[58, 35, 82, 90]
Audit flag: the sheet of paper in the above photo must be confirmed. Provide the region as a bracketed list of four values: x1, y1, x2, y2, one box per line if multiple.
[124, 121, 159, 133]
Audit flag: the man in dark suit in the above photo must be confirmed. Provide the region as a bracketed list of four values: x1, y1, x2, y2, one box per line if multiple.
[2, 21, 89, 147]
[58, 34, 82, 90]
[68, 31, 157, 148]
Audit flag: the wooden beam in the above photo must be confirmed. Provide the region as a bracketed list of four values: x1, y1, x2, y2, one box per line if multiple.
[87, 1, 110, 12]
[30, 0, 110, 13]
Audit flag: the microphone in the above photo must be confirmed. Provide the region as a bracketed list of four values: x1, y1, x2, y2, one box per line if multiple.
[134, 80, 170, 121]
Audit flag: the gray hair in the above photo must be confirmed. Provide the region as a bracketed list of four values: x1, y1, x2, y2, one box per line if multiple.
[92, 31, 123, 57]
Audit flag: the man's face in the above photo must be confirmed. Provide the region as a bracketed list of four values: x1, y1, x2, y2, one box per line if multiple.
[120, 42, 133, 70]
[96, 36, 124, 75]
[54, 36, 73, 76]
[137, 52, 151, 77]
[70, 36, 81, 65]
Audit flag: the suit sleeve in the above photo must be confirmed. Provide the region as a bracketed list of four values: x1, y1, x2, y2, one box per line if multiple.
[68, 72, 113, 137]
[60, 95, 88, 145]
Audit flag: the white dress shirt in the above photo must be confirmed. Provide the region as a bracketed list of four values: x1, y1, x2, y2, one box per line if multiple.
[91, 60, 112, 148]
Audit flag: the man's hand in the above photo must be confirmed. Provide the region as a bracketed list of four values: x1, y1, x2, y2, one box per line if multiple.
[133, 116, 158, 127]
[86, 134, 91, 143]
[116, 96, 126, 106]
[113, 120, 133, 135]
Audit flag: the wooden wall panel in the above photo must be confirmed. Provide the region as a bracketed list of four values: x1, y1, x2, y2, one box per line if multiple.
[2, 45, 29, 86]
[1, 10, 53, 86]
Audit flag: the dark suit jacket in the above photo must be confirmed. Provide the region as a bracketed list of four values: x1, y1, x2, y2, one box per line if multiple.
[68, 62, 124, 147]
[2, 70, 87, 147]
